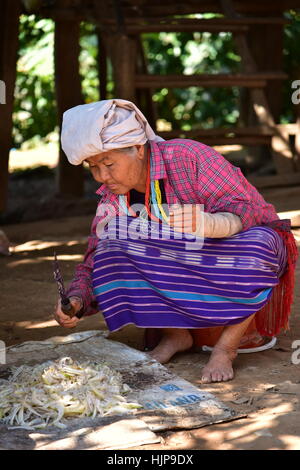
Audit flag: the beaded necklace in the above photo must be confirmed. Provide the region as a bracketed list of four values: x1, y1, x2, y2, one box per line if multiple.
[118, 148, 168, 223]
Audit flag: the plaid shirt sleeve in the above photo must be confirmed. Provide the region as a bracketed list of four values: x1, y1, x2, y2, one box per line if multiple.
[152, 140, 278, 231]
[65, 194, 120, 317]
[65, 213, 100, 317]
[192, 149, 279, 231]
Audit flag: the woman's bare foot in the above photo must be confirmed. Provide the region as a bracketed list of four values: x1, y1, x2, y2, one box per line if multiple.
[201, 346, 237, 383]
[201, 314, 256, 383]
[148, 328, 193, 364]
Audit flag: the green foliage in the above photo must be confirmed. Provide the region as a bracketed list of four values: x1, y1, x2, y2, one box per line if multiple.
[142, 28, 241, 129]
[80, 22, 100, 103]
[13, 11, 300, 147]
[14, 14, 57, 148]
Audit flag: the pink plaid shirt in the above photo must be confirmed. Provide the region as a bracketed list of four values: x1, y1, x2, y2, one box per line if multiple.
[66, 139, 279, 316]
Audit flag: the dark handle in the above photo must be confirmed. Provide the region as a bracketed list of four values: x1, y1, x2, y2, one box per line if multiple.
[75, 308, 84, 319]
[61, 298, 84, 319]
[61, 298, 76, 318]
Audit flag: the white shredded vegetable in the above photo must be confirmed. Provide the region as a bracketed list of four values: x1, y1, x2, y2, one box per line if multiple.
[0, 357, 142, 430]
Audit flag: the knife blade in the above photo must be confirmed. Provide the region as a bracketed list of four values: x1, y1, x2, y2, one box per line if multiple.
[53, 251, 83, 319]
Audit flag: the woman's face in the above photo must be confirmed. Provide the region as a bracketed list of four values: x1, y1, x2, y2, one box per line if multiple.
[85, 145, 147, 194]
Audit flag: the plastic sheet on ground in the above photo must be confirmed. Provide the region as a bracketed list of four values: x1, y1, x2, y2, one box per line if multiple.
[0, 330, 243, 450]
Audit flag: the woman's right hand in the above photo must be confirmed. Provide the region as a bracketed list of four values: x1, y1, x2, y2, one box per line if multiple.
[54, 297, 83, 328]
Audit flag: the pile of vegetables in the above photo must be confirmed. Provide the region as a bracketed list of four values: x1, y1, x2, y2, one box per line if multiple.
[0, 357, 142, 430]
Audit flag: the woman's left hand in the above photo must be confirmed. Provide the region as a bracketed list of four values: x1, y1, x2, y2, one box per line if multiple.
[54, 297, 83, 328]
[168, 204, 202, 235]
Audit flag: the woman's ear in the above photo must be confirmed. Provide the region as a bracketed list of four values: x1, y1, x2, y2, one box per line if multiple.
[135, 144, 146, 160]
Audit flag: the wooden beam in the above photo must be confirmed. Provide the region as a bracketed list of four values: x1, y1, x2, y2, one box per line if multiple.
[135, 72, 286, 89]
[104, 17, 289, 26]
[121, 0, 300, 16]
[119, 23, 250, 34]
[35, 7, 85, 21]
[160, 123, 300, 149]
[159, 125, 273, 138]
[0, 0, 21, 213]
[159, 135, 271, 146]
[160, 123, 299, 136]
[103, 16, 290, 34]
[248, 172, 300, 189]
[33, 1, 300, 21]
[54, 17, 84, 198]
[203, 136, 271, 146]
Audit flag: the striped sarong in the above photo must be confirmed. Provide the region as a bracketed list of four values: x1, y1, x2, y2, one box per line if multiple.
[92, 216, 287, 332]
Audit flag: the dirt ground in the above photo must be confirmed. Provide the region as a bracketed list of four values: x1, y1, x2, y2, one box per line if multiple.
[1, 185, 300, 450]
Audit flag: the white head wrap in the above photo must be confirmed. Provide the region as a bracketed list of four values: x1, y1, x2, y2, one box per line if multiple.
[61, 99, 164, 165]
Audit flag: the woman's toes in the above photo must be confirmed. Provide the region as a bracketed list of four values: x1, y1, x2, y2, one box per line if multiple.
[212, 371, 222, 382]
[226, 370, 234, 381]
[201, 351, 235, 383]
[201, 374, 211, 383]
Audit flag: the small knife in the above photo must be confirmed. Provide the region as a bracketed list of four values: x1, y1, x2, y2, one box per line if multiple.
[53, 251, 84, 319]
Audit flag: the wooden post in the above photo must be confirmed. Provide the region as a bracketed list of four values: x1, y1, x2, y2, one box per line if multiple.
[0, 0, 21, 213]
[109, 33, 137, 102]
[136, 37, 157, 130]
[241, 21, 284, 126]
[93, 0, 136, 102]
[96, 30, 107, 101]
[247, 20, 284, 122]
[54, 17, 84, 198]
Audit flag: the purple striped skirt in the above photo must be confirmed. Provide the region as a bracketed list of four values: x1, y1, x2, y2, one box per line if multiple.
[92, 216, 287, 332]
